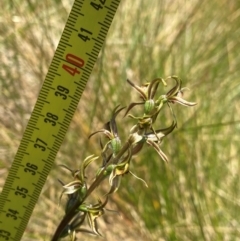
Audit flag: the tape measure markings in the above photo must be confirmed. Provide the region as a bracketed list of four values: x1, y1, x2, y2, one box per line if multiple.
[0, 0, 121, 240]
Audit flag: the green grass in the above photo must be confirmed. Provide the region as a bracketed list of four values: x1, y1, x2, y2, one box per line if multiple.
[1, 0, 240, 240]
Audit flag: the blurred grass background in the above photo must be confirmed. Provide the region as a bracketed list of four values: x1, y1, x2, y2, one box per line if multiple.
[1, 0, 240, 240]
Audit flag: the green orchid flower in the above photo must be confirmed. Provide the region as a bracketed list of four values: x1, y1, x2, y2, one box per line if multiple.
[125, 77, 196, 128]
[125, 78, 167, 119]
[58, 155, 99, 212]
[106, 146, 148, 195]
[159, 76, 197, 107]
[59, 212, 86, 240]
[78, 197, 109, 236]
[128, 121, 177, 162]
[89, 105, 125, 159]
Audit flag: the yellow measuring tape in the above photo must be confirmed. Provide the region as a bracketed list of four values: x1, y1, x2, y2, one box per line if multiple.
[0, 0, 120, 240]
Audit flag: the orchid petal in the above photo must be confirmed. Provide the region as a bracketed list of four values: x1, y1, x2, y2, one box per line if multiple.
[147, 78, 161, 99]
[127, 79, 148, 100]
[87, 212, 102, 236]
[166, 76, 182, 97]
[79, 155, 99, 181]
[107, 175, 121, 195]
[129, 171, 148, 187]
[169, 96, 197, 106]
[129, 132, 144, 145]
[124, 102, 144, 117]
[131, 141, 145, 155]
[105, 105, 125, 136]
[146, 139, 169, 162]
[145, 121, 177, 142]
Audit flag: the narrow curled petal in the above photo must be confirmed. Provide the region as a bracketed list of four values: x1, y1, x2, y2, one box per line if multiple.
[127, 79, 148, 100]
[79, 155, 99, 181]
[146, 139, 169, 162]
[85, 197, 108, 236]
[86, 197, 108, 212]
[58, 164, 79, 179]
[63, 181, 82, 193]
[61, 180, 83, 195]
[112, 105, 126, 119]
[101, 152, 113, 167]
[106, 175, 121, 195]
[70, 231, 76, 241]
[169, 96, 197, 106]
[129, 170, 148, 187]
[87, 212, 102, 236]
[127, 113, 143, 121]
[147, 78, 166, 99]
[145, 121, 177, 142]
[58, 179, 65, 205]
[147, 78, 159, 99]
[129, 124, 139, 134]
[88, 129, 113, 140]
[100, 140, 112, 159]
[165, 76, 182, 97]
[124, 102, 144, 117]
[104, 105, 125, 136]
[58, 164, 72, 173]
[76, 228, 97, 236]
[157, 120, 177, 135]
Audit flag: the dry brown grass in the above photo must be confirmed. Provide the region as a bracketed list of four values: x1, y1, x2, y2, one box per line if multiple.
[1, 0, 240, 240]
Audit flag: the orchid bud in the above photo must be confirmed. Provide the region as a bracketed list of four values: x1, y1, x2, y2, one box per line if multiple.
[110, 137, 121, 155]
[144, 99, 155, 114]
